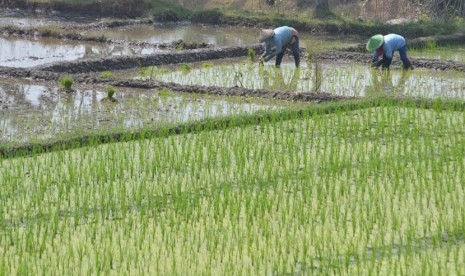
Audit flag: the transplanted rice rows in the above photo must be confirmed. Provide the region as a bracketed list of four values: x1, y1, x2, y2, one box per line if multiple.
[1, 105, 465, 274]
[140, 62, 465, 98]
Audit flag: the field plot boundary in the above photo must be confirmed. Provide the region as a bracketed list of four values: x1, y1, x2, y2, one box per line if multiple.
[2, 97, 463, 159]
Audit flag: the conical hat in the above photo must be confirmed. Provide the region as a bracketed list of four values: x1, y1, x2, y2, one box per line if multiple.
[366, 34, 384, 51]
[258, 29, 274, 42]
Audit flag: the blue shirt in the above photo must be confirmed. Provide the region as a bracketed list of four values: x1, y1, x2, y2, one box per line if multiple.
[263, 26, 293, 59]
[373, 34, 406, 60]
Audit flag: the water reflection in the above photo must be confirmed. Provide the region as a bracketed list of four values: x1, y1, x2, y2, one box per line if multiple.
[0, 37, 164, 68]
[259, 67, 300, 91]
[83, 24, 259, 47]
[0, 81, 275, 144]
[147, 60, 465, 98]
[82, 24, 361, 49]
[365, 69, 409, 97]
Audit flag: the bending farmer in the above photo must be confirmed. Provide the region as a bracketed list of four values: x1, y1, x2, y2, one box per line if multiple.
[258, 26, 300, 68]
[366, 34, 413, 70]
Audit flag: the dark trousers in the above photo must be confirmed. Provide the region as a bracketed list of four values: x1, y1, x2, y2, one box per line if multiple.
[398, 45, 412, 69]
[275, 36, 300, 67]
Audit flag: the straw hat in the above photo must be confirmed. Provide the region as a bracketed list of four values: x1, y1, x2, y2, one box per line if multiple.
[366, 34, 384, 51]
[258, 29, 274, 42]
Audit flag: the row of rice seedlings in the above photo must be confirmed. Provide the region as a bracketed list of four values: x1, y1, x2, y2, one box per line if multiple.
[409, 44, 465, 63]
[1, 104, 465, 274]
[143, 61, 465, 99]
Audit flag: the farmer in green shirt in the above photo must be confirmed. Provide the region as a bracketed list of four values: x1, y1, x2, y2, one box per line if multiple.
[258, 26, 300, 68]
[367, 34, 413, 70]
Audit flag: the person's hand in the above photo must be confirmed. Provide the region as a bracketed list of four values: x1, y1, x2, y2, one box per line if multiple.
[382, 58, 392, 70]
[371, 59, 383, 68]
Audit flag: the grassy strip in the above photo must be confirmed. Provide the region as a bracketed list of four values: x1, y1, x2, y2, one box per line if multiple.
[2, 0, 459, 37]
[220, 12, 457, 37]
[2, 97, 464, 160]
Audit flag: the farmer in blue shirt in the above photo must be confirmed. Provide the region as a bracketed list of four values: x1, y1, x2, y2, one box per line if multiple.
[258, 26, 300, 68]
[367, 34, 413, 70]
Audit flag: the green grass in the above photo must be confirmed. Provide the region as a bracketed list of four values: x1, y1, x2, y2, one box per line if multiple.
[1, 101, 465, 274]
[409, 44, 465, 63]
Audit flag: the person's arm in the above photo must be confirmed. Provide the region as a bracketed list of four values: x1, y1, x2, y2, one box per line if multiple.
[263, 39, 282, 61]
[381, 44, 393, 69]
[371, 51, 382, 68]
[260, 41, 273, 63]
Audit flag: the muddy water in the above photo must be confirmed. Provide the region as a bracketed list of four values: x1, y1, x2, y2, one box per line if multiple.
[82, 23, 360, 48]
[137, 58, 465, 98]
[0, 36, 165, 68]
[82, 24, 258, 47]
[0, 79, 279, 145]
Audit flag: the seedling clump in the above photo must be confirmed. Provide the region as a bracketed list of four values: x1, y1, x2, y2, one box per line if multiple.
[101, 85, 118, 103]
[100, 71, 114, 78]
[59, 76, 74, 93]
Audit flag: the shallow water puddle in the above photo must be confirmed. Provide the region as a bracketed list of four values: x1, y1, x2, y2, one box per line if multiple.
[0, 36, 164, 68]
[0, 79, 278, 144]
[137, 59, 465, 98]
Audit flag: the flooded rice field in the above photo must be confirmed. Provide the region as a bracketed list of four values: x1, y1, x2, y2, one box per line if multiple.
[82, 23, 259, 47]
[81, 23, 360, 49]
[409, 45, 465, 63]
[0, 78, 279, 145]
[129, 58, 465, 98]
[0, 36, 166, 68]
[0, 24, 359, 69]
[0, 12, 464, 147]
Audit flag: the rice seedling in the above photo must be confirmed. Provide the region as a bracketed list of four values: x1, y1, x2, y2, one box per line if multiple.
[59, 76, 74, 92]
[100, 71, 114, 78]
[142, 60, 465, 98]
[247, 48, 256, 62]
[1, 102, 465, 274]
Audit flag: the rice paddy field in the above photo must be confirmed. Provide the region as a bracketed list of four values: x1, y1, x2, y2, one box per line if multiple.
[131, 60, 465, 98]
[0, 79, 280, 146]
[1, 11, 465, 275]
[2, 102, 465, 274]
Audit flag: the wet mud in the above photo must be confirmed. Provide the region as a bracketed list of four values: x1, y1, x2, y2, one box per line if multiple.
[317, 50, 465, 71]
[33, 44, 264, 73]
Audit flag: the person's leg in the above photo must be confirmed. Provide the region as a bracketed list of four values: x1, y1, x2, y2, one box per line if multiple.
[291, 35, 300, 67]
[399, 45, 413, 70]
[275, 52, 284, 67]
